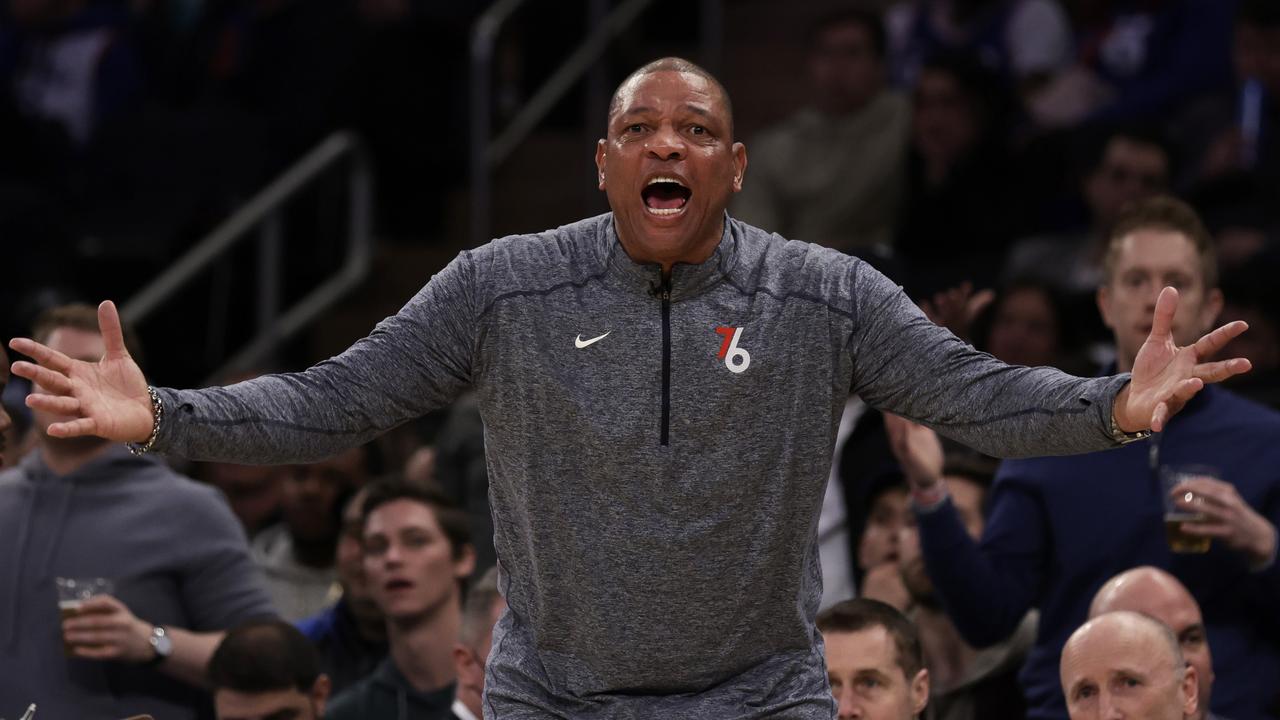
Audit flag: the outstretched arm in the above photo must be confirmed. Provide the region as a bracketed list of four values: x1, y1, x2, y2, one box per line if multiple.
[10, 252, 480, 464]
[849, 263, 1249, 458]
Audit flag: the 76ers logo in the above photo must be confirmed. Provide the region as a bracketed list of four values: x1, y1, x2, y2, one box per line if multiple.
[714, 326, 751, 373]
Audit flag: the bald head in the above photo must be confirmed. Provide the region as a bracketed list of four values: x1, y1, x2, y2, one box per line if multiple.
[608, 57, 734, 138]
[1090, 567, 1214, 720]
[1091, 567, 1196, 619]
[1061, 612, 1197, 720]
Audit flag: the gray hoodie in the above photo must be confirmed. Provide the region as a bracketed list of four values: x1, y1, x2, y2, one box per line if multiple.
[154, 213, 1128, 718]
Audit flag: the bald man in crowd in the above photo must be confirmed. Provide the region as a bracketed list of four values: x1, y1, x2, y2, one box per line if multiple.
[1060, 612, 1198, 720]
[1090, 567, 1225, 720]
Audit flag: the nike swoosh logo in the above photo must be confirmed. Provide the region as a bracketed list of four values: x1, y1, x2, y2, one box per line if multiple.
[575, 331, 611, 349]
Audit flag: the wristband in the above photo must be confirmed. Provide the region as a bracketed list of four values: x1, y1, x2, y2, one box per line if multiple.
[126, 386, 164, 456]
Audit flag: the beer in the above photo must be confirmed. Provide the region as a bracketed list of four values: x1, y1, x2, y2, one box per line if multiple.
[55, 577, 112, 656]
[59, 600, 82, 655]
[1164, 513, 1211, 553]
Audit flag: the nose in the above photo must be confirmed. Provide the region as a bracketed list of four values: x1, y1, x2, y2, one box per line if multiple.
[1100, 694, 1125, 720]
[645, 122, 685, 161]
[836, 688, 861, 719]
[382, 541, 404, 566]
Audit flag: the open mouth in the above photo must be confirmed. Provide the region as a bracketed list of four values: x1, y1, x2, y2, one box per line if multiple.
[641, 176, 691, 216]
[385, 579, 414, 592]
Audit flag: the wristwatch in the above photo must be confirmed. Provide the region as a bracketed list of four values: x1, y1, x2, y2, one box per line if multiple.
[1110, 411, 1153, 445]
[145, 626, 173, 666]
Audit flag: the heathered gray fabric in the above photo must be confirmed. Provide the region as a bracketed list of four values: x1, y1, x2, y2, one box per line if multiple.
[154, 213, 1129, 718]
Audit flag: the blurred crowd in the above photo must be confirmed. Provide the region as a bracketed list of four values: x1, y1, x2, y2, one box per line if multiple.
[3, 1, 1280, 719]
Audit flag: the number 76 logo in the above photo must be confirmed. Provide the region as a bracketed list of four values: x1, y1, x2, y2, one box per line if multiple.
[714, 326, 751, 373]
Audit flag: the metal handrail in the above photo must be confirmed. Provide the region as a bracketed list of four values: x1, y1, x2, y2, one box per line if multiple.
[469, 0, 723, 248]
[121, 130, 374, 383]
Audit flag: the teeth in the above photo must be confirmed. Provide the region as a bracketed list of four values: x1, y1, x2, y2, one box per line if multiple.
[646, 206, 685, 216]
[646, 176, 686, 187]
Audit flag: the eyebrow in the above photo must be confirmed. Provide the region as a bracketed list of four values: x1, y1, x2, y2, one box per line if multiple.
[617, 104, 716, 121]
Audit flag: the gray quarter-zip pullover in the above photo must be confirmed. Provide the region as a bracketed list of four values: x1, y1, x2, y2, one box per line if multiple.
[153, 213, 1128, 718]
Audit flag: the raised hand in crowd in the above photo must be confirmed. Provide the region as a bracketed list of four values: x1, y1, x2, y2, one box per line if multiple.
[884, 412, 944, 495]
[920, 281, 995, 344]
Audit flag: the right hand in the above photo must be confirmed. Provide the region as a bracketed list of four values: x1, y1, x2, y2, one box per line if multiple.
[8, 301, 153, 442]
[860, 563, 911, 612]
[919, 281, 995, 343]
[884, 413, 944, 490]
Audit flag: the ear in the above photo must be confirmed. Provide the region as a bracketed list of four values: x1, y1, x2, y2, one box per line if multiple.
[909, 667, 930, 716]
[1181, 664, 1199, 718]
[595, 139, 608, 190]
[1097, 283, 1116, 332]
[453, 642, 477, 677]
[312, 673, 332, 716]
[1200, 287, 1224, 334]
[732, 141, 747, 192]
[455, 543, 478, 580]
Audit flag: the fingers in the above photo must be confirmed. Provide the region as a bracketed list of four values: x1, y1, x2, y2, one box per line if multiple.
[1193, 320, 1249, 360]
[26, 394, 80, 415]
[1152, 401, 1169, 433]
[12, 362, 73, 394]
[8, 338, 73, 373]
[70, 644, 122, 660]
[98, 301, 130, 360]
[1176, 521, 1234, 538]
[968, 288, 996, 317]
[1194, 357, 1252, 384]
[1152, 377, 1206, 431]
[1149, 287, 1179, 340]
[48, 418, 99, 438]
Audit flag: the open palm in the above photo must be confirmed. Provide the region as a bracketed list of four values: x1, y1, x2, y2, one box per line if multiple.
[8, 301, 153, 442]
[1120, 287, 1252, 433]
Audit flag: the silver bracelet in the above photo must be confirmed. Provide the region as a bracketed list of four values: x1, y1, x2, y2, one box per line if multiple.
[127, 386, 164, 456]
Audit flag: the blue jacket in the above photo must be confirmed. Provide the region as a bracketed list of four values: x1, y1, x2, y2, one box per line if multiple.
[297, 598, 387, 696]
[918, 385, 1280, 720]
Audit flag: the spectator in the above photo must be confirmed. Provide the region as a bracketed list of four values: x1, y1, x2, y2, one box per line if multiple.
[450, 567, 506, 720]
[895, 52, 1024, 293]
[253, 446, 366, 622]
[209, 619, 331, 720]
[296, 487, 388, 696]
[0, 0, 144, 150]
[1004, 127, 1173, 350]
[1005, 127, 1173, 299]
[818, 598, 930, 720]
[1028, 0, 1234, 128]
[1089, 567, 1222, 720]
[0, 303, 276, 720]
[201, 461, 287, 539]
[1060, 612, 1199, 720]
[857, 470, 912, 612]
[890, 442, 1032, 720]
[973, 279, 1080, 372]
[325, 478, 474, 720]
[900, 197, 1280, 719]
[731, 8, 909, 252]
[885, 0, 1073, 90]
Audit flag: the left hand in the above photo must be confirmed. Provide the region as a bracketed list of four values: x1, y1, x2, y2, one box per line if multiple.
[1116, 287, 1252, 432]
[920, 281, 995, 343]
[62, 595, 155, 663]
[1173, 476, 1277, 567]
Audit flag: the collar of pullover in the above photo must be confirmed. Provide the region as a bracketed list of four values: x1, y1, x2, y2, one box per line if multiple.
[600, 212, 738, 302]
